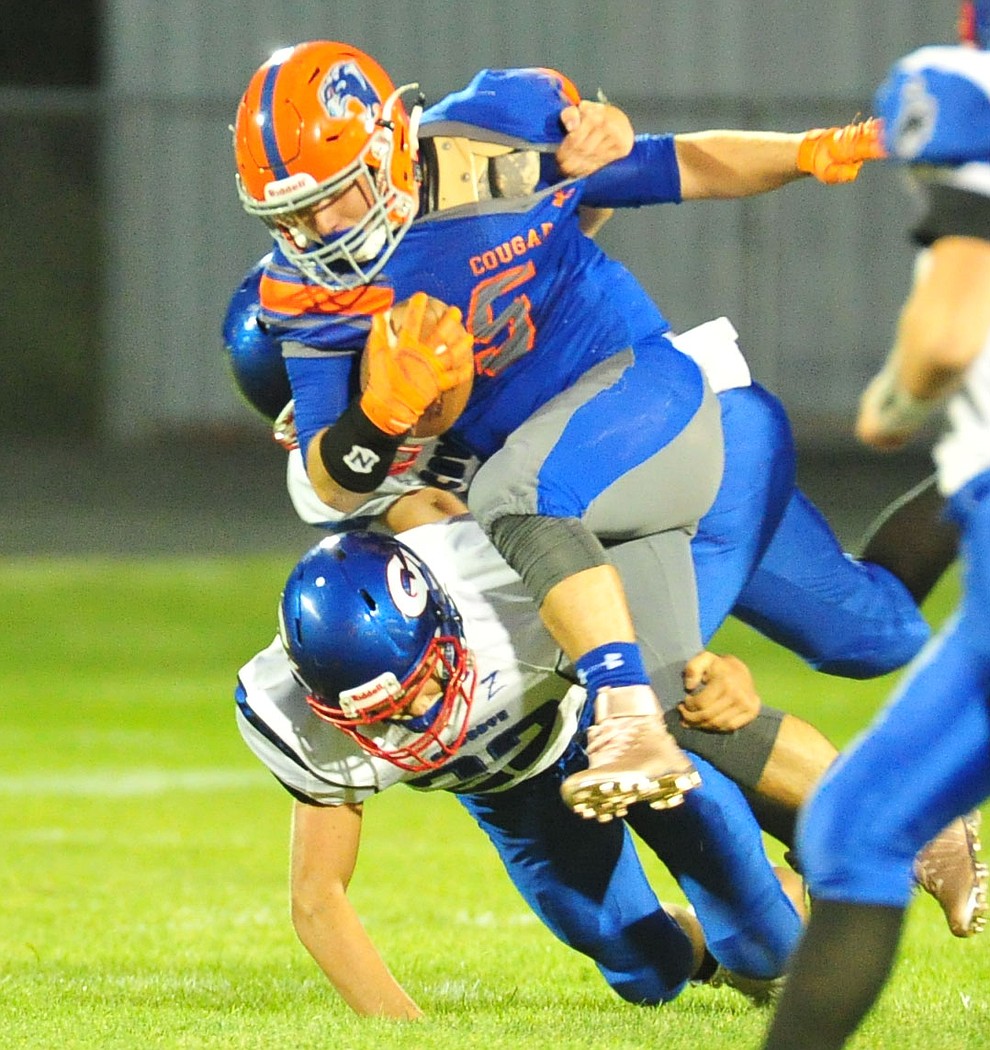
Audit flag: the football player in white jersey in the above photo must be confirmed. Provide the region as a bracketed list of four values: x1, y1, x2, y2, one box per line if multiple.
[237, 523, 807, 1018]
[763, 6, 990, 1047]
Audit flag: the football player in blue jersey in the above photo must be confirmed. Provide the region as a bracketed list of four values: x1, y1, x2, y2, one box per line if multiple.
[237, 524, 807, 1018]
[763, 6, 990, 1047]
[231, 41, 886, 822]
[224, 256, 946, 682]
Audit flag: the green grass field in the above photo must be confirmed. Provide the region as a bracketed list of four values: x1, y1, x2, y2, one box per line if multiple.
[2, 556, 988, 1049]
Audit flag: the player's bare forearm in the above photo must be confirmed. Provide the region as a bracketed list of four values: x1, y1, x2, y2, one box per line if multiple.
[856, 237, 990, 449]
[675, 131, 806, 199]
[383, 487, 469, 532]
[292, 882, 422, 1017]
[755, 714, 837, 811]
[897, 237, 990, 397]
[290, 802, 423, 1019]
[676, 118, 883, 198]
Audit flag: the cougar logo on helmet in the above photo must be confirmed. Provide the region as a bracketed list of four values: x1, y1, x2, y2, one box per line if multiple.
[320, 61, 380, 126]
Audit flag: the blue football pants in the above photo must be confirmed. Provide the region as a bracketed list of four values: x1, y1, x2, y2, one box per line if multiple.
[695, 384, 930, 677]
[798, 469, 990, 906]
[460, 750, 801, 1005]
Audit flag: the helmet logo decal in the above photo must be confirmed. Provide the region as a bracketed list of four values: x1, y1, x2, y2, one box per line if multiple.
[262, 171, 318, 203]
[892, 76, 938, 160]
[386, 553, 429, 618]
[320, 60, 379, 131]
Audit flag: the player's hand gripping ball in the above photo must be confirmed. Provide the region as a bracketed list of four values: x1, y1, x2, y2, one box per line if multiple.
[360, 292, 475, 437]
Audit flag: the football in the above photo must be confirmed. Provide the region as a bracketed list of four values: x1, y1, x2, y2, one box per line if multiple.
[362, 295, 474, 438]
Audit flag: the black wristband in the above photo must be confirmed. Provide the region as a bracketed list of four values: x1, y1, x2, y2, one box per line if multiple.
[319, 402, 405, 493]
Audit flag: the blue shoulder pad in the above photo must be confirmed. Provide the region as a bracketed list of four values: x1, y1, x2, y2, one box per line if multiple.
[421, 68, 579, 145]
[875, 45, 990, 164]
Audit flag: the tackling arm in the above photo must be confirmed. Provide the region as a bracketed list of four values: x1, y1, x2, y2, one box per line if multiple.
[580, 118, 883, 207]
[675, 119, 884, 199]
[675, 130, 807, 199]
[857, 236, 990, 449]
[382, 486, 469, 531]
[290, 800, 423, 1019]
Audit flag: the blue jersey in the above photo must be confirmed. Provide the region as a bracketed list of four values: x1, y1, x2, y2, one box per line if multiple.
[258, 67, 681, 460]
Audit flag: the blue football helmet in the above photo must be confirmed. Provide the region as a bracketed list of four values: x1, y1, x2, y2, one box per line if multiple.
[278, 532, 475, 771]
[222, 255, 292, 422]
[961, 1, 990, 48]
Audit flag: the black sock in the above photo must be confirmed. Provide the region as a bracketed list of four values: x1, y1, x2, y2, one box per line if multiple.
[858, 474, 958, 604]
[762, 900, 905, 1050]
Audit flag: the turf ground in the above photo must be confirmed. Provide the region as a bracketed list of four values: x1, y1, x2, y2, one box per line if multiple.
[2, 555, 988, 1049]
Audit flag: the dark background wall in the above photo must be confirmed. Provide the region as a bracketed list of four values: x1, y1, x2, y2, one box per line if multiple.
[0, 2, 950, 555]
[1, 1, 100, 440]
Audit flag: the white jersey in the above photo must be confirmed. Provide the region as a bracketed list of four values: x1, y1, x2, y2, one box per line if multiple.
[934, 338, 990, 496]
[876, 45, 990, 496]
[235, 517, 586, 804]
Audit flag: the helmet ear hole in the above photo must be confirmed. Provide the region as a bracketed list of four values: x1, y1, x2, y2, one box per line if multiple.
[359, 588, 377, 612]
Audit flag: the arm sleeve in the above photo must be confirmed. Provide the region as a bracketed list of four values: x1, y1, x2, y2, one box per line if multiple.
[284, 349, 360, 461]
[581, 133, 682, 207]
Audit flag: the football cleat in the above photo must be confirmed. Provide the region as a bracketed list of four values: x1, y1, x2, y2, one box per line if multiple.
[914, 810, 989, 937]
[708, 965, 786, 1007]
[559, 685, 701, 821]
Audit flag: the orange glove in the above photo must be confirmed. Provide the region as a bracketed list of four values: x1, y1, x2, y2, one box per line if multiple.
[359, 292, 475, 436]
[797, 117, 886, 185]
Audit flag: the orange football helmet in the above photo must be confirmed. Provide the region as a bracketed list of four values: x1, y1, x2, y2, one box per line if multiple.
[234, 41, 421, 289]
